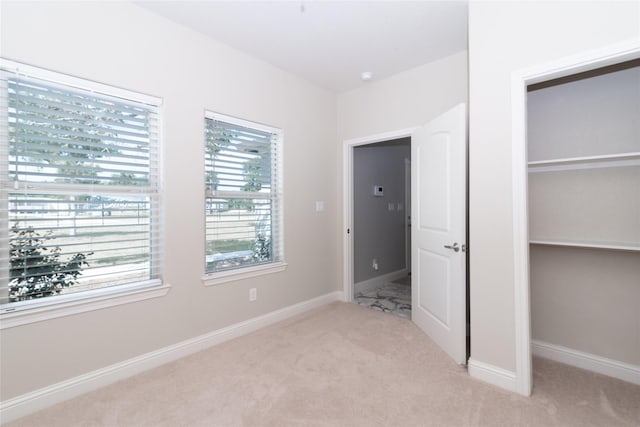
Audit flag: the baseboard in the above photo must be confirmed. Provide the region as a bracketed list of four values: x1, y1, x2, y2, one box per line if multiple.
[354, 268, 409, 295]
[532, 340, 640, 386]
[468, 358, 518, 393]
[0, 290, 343, 424]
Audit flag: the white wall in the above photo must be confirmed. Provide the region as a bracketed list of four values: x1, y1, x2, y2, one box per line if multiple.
[468, 1, 639, 375]
[530, 246, 640, 365]
[0, 1, 338, 400]
[337, 51, 468, 141]
[527, 66, 640, 162]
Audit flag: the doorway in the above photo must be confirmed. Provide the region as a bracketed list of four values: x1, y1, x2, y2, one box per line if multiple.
[351, 138, 411, 318]
[342, 127, 416, 306]
[343, 103, 468, 366]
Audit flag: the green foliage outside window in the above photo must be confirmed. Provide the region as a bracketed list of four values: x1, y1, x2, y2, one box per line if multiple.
[9, 223, 93, 302]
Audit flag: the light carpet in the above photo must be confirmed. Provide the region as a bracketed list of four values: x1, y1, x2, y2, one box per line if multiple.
[6, 302, 640, 426]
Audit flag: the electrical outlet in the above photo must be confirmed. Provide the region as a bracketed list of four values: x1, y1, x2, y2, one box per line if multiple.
[249, 288, 257, 301]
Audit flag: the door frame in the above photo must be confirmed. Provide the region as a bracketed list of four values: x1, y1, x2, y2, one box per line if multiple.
[404, 158, 412, 274]
[511, 38, 640, 396]
[342, 127, 417, 301]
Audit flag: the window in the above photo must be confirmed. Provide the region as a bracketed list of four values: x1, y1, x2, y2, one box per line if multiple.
[0, 59, 163, 313]
[204, 112, 284, 282]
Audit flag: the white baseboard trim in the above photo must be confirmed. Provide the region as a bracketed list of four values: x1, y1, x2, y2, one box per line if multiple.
[468, 358, 518, 393]
[532, 340, 640, 386]
[0, 290, 343, 424]
[354, 268, 409, 295]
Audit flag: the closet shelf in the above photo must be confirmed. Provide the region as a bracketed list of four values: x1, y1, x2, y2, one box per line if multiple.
[528, 152, 640, 172]
[529, 239, 640, 252]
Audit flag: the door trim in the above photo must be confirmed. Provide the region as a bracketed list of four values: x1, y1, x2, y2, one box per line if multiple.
[404, 158, 412, 274]
[511, 38, 640, 396]
[342, 128, 417, 302]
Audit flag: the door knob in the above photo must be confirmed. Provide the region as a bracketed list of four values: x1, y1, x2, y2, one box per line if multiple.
[444, 242, 460, 252]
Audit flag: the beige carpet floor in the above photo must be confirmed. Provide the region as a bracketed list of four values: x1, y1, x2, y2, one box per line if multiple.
[6, 302, 640, 426]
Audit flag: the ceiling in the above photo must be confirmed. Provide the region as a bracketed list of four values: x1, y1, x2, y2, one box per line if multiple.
[135, 1, 468, 93]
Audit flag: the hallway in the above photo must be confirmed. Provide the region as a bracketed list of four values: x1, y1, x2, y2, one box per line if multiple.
[354, 276, 411, 319]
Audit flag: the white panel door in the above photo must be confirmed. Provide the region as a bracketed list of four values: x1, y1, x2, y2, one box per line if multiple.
[411, 103, 467, 364]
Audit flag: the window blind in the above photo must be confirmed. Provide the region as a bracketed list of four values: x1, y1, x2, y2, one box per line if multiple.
[0, 61, 162, 306]
[204, 113, 282, 273]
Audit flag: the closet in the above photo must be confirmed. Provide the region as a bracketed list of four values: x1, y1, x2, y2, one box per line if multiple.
[527, 60, 640, 381]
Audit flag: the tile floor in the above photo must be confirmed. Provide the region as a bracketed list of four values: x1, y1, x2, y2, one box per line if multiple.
[354, 275, 411, 318]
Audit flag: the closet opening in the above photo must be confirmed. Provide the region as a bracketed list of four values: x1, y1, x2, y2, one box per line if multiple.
[524, 56, 639, 390]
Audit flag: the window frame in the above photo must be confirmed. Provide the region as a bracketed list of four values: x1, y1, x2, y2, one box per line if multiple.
[0, 59, 168, 329]
[202, 111, 286, 286]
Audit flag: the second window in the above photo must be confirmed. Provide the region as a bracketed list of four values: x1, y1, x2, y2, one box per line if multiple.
[204, 112, 283, 274]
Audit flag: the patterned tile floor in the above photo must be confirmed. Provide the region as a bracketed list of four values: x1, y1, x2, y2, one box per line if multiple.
[354, 276, 411, 319]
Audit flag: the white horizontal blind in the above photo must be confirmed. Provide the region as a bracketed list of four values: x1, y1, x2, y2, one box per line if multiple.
[204, 113, 282, 273]
[0, 62, 162, 306]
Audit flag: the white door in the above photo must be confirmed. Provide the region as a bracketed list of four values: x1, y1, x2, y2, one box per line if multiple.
[411, 103, 467, 365]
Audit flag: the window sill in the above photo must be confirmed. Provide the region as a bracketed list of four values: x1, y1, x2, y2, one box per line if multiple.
[202, 262, 288, 286]
[0, 280, 170, 329]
